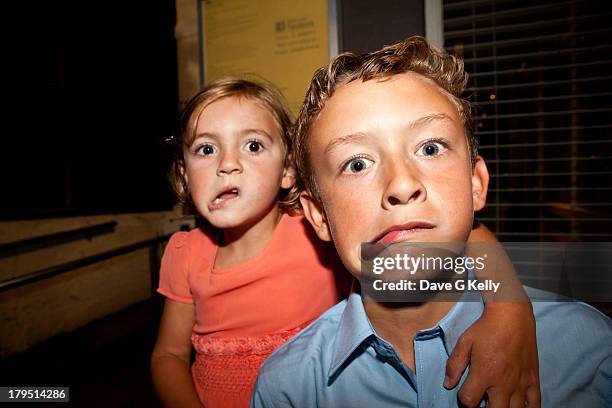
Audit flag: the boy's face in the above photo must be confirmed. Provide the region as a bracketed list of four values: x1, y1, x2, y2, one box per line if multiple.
[184, 96, 294, 231]
[300, 72, 489, 276]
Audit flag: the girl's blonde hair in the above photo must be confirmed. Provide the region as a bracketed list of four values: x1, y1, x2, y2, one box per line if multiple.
[169, 77, 300, 215]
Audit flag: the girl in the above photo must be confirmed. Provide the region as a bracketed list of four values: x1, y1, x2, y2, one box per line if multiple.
[150, 78, 538, 408]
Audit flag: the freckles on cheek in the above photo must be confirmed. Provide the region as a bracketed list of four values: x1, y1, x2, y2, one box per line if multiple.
[327, 186, 362, 213]
[441, 185, 474, 220]
[326, 191, 368, 239]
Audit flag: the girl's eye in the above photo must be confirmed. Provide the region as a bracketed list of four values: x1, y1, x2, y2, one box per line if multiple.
[418, 141, 446, 157]
[196, 144, 216, 156]
[245, 140, 264, 153]
[343, 157, 373, 174]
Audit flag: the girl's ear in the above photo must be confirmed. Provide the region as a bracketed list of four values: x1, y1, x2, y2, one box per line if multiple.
[300, 192, 332, 241]
[281, 164, 296, 189]
[178, 160, 189, 185]
[471, 155, 489, 211]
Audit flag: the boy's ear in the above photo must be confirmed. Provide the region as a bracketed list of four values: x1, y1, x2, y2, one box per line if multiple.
[471, 155, 489, 211]
[281, 163, 296, 189]
[300, 192, 332, 241]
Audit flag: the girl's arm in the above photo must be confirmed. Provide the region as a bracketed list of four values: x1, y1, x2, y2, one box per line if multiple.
[445, 221, 541, 408]
[151, 299, 202, 408]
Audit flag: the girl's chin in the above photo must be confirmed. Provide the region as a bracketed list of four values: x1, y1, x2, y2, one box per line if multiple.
[208, 218, 245, 230]
[207, 214, 264, 232]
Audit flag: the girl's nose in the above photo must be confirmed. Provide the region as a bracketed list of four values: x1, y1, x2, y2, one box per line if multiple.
[216, 151, 243, 176]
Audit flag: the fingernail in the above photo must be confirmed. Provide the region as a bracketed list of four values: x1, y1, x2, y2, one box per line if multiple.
[443, 375, 451, 388]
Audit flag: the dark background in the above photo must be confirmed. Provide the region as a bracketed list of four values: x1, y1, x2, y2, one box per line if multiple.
[4, 0, 178, 219]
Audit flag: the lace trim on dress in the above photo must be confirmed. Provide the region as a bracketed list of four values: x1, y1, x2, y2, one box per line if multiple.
[191, 323, 309, 356]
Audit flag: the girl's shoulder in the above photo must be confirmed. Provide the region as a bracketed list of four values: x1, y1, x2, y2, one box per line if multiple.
[159, 227, 217, 300]
[167, 226, 217, 252]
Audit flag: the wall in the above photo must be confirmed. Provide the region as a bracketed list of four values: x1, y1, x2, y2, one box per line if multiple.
[175, 0, 200, 104]
[173, 0, 427, 103]
[339, 0, 424, 54]
[0, 209, 193, 357]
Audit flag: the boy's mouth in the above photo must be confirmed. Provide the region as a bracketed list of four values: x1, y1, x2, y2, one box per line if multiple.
[373, 221, 435, 245]
[209, 187, 240, 210]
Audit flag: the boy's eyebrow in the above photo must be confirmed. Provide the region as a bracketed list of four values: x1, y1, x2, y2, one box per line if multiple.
[324, 132, 369, 155]
[324, 113, 455, 155]
[409, 113, 455, 128]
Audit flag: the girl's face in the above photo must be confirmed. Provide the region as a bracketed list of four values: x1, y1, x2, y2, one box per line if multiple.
[184, 96, 294, 233]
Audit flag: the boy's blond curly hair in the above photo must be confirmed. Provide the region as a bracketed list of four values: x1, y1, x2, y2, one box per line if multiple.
[290, 36, 476, 209]
[169, 77, 301, 215]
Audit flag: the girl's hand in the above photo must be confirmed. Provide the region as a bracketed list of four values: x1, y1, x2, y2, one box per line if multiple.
[444, 301, 541, 408]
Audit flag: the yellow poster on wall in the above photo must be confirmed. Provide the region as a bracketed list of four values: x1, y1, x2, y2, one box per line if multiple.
[202, 0, 329, 114]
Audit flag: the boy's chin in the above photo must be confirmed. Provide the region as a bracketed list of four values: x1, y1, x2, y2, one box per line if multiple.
[341, 259, 362, 280]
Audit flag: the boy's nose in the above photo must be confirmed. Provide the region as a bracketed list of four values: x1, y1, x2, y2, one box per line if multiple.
[381, 161, 426, 209]
[216, 152, 243, 175]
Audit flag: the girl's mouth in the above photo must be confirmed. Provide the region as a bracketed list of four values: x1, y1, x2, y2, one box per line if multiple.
[210, 187, 240, 209]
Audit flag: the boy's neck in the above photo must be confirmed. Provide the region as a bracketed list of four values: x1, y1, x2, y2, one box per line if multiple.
[362, 296, 456, 372]
[214, 206, 282, 270]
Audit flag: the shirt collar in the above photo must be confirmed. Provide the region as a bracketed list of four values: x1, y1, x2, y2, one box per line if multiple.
[328, 283, 485, 381]
[328, 292, 376, 379]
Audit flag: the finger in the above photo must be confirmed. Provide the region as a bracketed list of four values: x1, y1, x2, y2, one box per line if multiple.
[446, 336, 472, 389]
[457, 375, 487, 408]
[509, 391, 526, 408]
[485, 388, 510, 408]
[525, 385, 541, 408]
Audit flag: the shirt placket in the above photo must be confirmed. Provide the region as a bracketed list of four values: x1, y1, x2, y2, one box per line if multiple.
[414, 327, 447, 408]
[369, 337, 419, 406]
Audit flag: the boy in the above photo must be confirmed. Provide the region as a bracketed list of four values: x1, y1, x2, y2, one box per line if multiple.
[251, 37, 612, 407]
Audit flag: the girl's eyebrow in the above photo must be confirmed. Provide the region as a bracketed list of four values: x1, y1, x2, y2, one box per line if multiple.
[239, 128, 274, 142]
[193, 131, 217, 140]
[187, 132, 217, 148]
[190, 129, 274, 145]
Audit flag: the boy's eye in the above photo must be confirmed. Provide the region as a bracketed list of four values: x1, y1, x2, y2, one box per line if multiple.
[245, 140, 264, 153]
[343, 157, 373, 174]
[418, 141, 446, 157]
[196, 144, 216, 155]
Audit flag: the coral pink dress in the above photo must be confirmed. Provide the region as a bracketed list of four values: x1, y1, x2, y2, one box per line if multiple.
[158, 214, 349, 407]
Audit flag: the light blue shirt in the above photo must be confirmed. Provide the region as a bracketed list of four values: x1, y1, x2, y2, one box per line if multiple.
[251, 287, 612, 407]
